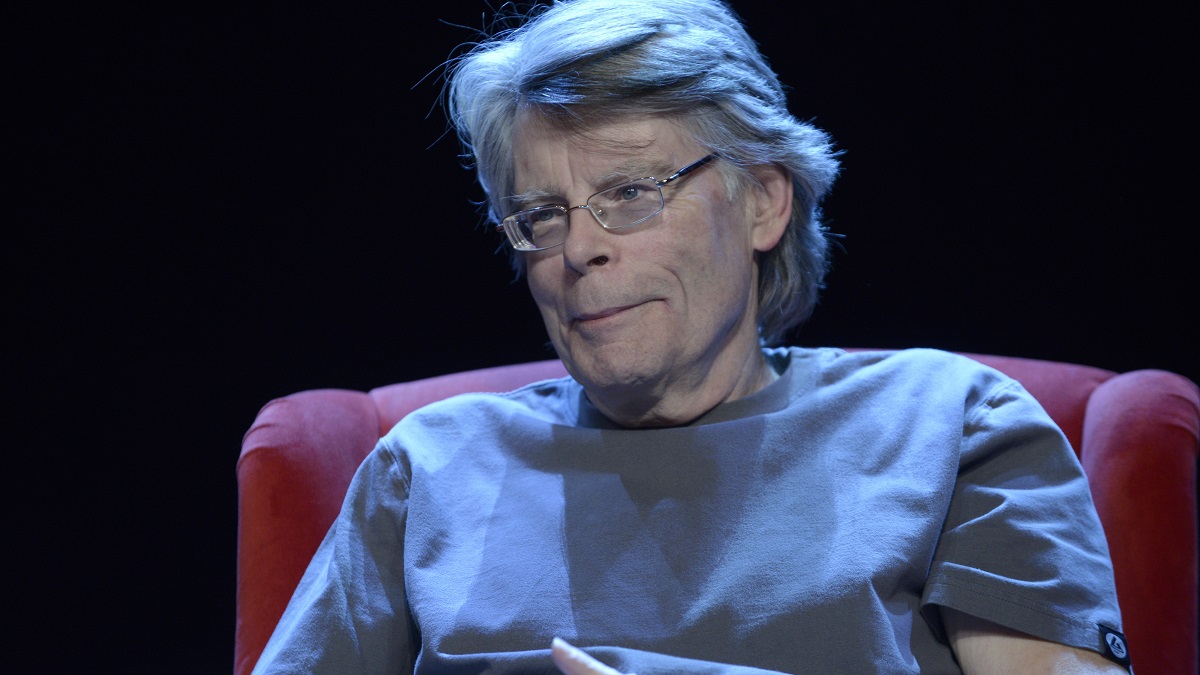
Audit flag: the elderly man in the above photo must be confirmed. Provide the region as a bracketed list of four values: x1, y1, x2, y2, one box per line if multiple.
[253, 0, 1129, 672]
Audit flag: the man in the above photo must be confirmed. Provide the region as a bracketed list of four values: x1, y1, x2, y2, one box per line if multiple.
[253, 0, 1130, 672]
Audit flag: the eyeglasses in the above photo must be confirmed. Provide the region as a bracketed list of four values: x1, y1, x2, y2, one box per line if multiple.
[498, 154, 718, 252]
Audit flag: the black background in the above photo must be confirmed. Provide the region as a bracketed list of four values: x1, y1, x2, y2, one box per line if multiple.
[12, 1, 1194, 671]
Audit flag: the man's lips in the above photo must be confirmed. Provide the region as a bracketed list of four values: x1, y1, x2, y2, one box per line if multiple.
[572, 302, 646, 322]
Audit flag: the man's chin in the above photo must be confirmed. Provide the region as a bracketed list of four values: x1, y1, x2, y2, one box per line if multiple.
[558, 347, 661, 395]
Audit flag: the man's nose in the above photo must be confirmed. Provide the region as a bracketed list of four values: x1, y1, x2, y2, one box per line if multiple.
[561, 204, 615, 272]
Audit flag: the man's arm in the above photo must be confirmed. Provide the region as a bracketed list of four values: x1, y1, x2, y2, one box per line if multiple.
[942, 608, 1127, 674]
[550, 614, 1130, 675]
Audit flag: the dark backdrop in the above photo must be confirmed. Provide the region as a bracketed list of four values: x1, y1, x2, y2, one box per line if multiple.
[13, 1, 1193, 671]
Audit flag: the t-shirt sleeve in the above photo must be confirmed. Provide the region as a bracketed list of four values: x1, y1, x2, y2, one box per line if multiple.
[251, 443, 416, 674]
[920, 376, 1125, 659]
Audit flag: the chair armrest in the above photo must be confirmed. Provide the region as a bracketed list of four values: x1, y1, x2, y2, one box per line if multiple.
[1081, 369, 1200, 675]
[235, 389, 380, 675]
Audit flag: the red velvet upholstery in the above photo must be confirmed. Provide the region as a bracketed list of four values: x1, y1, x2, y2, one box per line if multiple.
[235, 354, 1199, 674]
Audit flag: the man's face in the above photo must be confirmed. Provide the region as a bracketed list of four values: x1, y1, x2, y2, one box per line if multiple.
[511, 112, 781, 418]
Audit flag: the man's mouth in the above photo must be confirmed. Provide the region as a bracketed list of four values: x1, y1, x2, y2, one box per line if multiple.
[573, 301, 651, 324]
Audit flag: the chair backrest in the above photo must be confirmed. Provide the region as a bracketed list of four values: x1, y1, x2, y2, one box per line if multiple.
[235, 353, 1199, 675]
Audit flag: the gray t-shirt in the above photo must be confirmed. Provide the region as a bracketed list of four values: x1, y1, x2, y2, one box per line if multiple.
[254, 347, 1124, 673]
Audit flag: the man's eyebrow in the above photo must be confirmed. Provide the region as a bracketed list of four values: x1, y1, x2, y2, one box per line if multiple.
[593, 160, 674, 188]
[506, 186, 566, 211]
[507, 158, 675, 210]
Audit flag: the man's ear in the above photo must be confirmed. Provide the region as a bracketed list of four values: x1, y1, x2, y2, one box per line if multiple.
[749, 164, 793, 253]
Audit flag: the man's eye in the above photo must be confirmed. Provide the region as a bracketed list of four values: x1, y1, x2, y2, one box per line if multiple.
[618, 185, 643, 201]
[532, 209, 558, 222]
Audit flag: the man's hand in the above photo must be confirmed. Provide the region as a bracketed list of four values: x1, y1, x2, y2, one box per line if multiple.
[551, 638, 633, 675]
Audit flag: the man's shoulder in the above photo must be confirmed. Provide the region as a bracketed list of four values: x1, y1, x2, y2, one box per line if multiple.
[784, 346, 1013, 402]
[371, 374, 581, 469]
[789, 345, 999, 376]
[391, 374, 580, 433]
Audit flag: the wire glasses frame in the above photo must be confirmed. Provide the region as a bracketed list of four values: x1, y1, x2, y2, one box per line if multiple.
[497, 154, 718, 252]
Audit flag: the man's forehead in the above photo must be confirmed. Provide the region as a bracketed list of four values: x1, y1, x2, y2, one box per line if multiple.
[511, 111, 691, 183]
[516, 112, 657, 152]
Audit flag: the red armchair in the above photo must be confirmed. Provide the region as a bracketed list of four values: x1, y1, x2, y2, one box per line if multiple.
[235, 354, 1198, 674]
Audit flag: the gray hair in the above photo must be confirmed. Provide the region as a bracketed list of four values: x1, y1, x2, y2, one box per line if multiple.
[446, 0, 840, 344]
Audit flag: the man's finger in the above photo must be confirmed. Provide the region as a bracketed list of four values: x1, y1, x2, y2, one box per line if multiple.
[550, 638, 628, 675]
